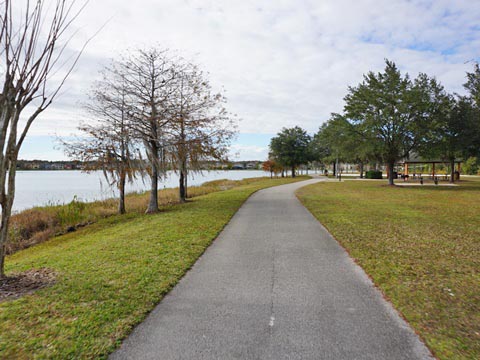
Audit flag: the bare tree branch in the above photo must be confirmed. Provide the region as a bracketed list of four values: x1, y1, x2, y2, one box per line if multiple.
[0, 0, 89, 278]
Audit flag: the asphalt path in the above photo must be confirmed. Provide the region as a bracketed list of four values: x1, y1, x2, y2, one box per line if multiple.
[111, 178, 433, 360]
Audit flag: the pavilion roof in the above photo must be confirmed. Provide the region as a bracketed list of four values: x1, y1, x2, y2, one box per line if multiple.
[399, 153, 463, 164]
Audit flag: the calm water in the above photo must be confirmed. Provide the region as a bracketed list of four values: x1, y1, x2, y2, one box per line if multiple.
[14, 170, 267, 212]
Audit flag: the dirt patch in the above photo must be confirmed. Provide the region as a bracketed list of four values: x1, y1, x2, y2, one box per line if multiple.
[0, 268, 56, 302]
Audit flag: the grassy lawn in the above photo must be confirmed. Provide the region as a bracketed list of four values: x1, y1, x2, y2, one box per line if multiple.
[297, 178, 480, 360]
[0, 176, 306, 359]
[8, 177, 286, 255]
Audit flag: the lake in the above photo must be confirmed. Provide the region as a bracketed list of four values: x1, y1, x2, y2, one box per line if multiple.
[14, 170, 268, 212]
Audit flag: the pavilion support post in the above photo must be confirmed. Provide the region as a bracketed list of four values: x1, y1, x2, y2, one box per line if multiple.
[448, 159, 455, 183]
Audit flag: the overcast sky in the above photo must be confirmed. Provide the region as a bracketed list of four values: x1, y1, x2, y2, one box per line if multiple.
[19, 0, 480, 161]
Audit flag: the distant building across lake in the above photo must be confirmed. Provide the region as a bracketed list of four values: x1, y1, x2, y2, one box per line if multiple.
[231, 161, 261, 170]
[16, 160, 83, 171]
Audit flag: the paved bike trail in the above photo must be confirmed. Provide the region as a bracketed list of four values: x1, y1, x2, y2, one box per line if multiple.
[111, 179, 432, 360]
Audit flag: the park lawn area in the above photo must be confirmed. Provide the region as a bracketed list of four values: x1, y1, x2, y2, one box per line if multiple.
[0, 176, 307, 359]
[297, 178, 480, 360]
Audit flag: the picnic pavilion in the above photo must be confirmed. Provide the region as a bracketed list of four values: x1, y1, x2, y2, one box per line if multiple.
[395, 155, 463, 181]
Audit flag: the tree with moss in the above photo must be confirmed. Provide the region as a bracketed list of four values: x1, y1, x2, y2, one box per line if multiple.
[167, 63, 236, 202]
[63, 65, 144, 213]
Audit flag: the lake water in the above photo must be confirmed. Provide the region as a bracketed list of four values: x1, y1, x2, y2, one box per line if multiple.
[13, 170, 267, 212]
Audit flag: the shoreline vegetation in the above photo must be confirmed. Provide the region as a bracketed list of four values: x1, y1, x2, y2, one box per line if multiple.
[6, 176, 274, 255]
[297, 177, 480, 360]
[1, 176, 307, 358]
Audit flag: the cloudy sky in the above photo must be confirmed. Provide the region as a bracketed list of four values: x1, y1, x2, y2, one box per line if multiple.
[20, 0, 480, 161]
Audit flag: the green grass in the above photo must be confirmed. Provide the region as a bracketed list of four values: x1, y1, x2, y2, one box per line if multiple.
[297, 178, 480, 360]
[7, 177, 285, 255]
[0, 176, 307, 359]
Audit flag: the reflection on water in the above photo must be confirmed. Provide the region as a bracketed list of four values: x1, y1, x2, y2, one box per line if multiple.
[14, 170, 267, 212]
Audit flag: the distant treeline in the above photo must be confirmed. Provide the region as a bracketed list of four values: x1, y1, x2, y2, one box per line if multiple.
[16, 160, 83, 170]
[16, 160, 263, 171]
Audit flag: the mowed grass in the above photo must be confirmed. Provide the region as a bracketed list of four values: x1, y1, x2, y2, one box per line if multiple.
[0, 176, 307, 359]
[7, 177, 276, 255]
[297, 178, 480, 360]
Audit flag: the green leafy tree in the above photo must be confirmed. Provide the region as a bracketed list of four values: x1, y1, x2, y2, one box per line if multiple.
[314, 114, 373, 177]
[269, 127, 311, 178]
[344, 60, 442, 185]
[463, 157, 479, 175]
[464, 63, 480, 106]
[309, 127, 332, 174]
[313, 120, 339, 176]
[420, 95, 477, 182]
[463, 63, 480, 157]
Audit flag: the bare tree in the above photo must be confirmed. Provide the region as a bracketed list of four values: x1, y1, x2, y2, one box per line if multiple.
[167, 63, 237, 202]
[63, 65, 143, 214]
[0, 0, 87, 278]
[117, 48, 178, 213]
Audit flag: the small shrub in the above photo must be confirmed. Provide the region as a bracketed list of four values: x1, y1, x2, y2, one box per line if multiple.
[365, 170, 383, 179]
[463, 157, 478, 175]
[56, 196, 89, 226]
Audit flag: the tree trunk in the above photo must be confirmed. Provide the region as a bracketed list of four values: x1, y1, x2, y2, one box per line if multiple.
[0, 159, 17, 279]
[146, 166, 159, 213]
[0, 205, 9, 279]
[291, 165, 296, 178]
[387, 160, 395, 186]
[332, 162, 336, 177]
[146, 141, 159, 213]
[450, 159, 455, 183]
[359, 162, 364, 178]
[281, 170, 285, 178]
[0, 210, 9, 278]
[184, 170, 188, 199]
[179, 169, 186, 203]
[270, 171, 273, 179]
[178, 114, 187, 202]
[118, 170, 126, 214]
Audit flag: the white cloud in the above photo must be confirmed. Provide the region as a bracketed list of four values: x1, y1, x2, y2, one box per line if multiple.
[230, 144, 269, 161]
[17, 0, 480, 139]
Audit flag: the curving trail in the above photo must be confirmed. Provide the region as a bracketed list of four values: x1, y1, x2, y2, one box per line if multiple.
[111, 178, 432, 360]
